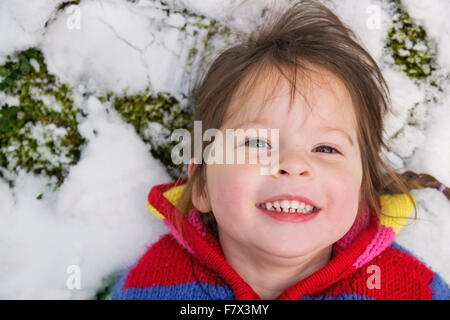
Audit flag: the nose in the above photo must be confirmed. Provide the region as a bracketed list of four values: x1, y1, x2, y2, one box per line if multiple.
[275, 149, 313, 178]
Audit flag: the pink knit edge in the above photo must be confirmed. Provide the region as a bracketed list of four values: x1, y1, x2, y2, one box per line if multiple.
[161, 218, 194, 254]
[352, 224, 395, 269]
[187, 207, 209, 238]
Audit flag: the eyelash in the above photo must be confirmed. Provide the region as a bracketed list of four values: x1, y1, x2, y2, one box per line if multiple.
[314, 145, 340, 154]
[244, 138, 271, 149]
[244, 139, 340, 154]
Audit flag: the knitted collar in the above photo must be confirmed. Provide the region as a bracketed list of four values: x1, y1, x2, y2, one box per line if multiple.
[146, 178, 416, 299]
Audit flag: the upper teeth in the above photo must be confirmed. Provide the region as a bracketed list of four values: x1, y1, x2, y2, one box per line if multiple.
[261, 200, 315, 213]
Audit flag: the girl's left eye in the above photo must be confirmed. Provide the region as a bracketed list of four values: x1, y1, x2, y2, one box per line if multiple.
[314, 145, 340, 154]
[244, 138, 271, 148]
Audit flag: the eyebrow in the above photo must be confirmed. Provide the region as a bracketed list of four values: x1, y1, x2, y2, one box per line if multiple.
[320, 126, 354, 147]
[229, 120, 267, 130]
[234, 118, 274, 127]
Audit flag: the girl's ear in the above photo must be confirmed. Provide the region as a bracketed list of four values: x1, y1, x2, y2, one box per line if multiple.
[188, 159, 212, 213]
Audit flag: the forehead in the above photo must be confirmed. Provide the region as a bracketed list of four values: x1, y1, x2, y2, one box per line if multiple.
[224, 62, 357, 133]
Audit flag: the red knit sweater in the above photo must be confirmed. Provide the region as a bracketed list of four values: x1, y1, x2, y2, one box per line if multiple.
[112, 179, 450, 300]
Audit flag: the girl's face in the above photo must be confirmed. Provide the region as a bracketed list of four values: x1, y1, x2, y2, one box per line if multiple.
[191, 65, 363, 259]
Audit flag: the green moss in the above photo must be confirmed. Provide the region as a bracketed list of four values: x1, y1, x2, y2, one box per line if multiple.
[157, 1, 230, 71]
[184, 17, 221, 69]
[99, 87, 191, 180]
[94, 273, 123, 300]
[386, 0, 437, 81]
[0, 48, 86, 189]
[187, 47, 199, 65]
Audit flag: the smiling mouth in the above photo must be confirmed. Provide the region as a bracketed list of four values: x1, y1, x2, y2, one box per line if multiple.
[255, 203, 321, 223]
[257, 200, 319, 214]
[258, 203, 320, 214]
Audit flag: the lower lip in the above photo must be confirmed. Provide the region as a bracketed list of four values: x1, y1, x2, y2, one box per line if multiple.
[256, 204, 321, 223]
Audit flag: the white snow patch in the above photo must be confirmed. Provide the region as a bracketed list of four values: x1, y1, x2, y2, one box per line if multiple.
[0, 97, 171, 299]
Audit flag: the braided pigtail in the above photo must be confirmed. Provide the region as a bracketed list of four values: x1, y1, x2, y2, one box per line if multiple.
[382, 171, 450, 201]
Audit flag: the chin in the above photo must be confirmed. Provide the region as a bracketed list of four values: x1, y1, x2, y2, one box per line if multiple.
[258, 238, 324, 258]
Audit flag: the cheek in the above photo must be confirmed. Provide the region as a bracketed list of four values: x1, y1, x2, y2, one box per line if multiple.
[208, 165, 252, 214]
[208, 166, 257, 235]
[325, 171, 361, 228]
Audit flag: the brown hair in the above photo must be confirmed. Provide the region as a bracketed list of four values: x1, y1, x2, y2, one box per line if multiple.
[174, 0, 450, 241]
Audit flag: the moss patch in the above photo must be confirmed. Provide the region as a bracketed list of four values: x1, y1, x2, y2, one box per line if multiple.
[159, 1, 231, 71]
[386, 0, 437, 81]
[94, 273, 122, 300]
[0, 48, 86, 189]
[99, 88, 191, 180]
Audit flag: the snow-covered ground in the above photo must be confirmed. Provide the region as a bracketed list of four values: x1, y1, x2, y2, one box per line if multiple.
[0, 0, 449, 299]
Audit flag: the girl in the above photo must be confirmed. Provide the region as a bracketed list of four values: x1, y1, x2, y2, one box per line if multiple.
[112, 0, 450, 300]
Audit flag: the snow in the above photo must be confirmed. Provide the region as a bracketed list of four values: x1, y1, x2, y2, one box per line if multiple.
[322, 0, 394, 63]
[382, 67, 427, 140]
[41, 0, 157, 95]
[174, 0, 291, 33]
[0, 96, 170, 299]
[0, 0, 449, 298]
[41, 0, 220, 96]
[0, 0, 62, 65]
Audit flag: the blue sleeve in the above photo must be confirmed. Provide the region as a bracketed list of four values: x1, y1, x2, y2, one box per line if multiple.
[429, 272, 450, 300]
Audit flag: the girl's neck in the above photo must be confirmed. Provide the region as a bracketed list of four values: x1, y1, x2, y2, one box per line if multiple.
[219, 232, 333, 300]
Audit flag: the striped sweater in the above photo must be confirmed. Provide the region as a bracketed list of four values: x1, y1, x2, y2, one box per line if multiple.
[111, 179, 450, 300]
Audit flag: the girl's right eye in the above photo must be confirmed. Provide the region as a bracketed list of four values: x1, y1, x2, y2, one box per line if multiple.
[244, 138, 271, 149]
[314, 145, 340, 154]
